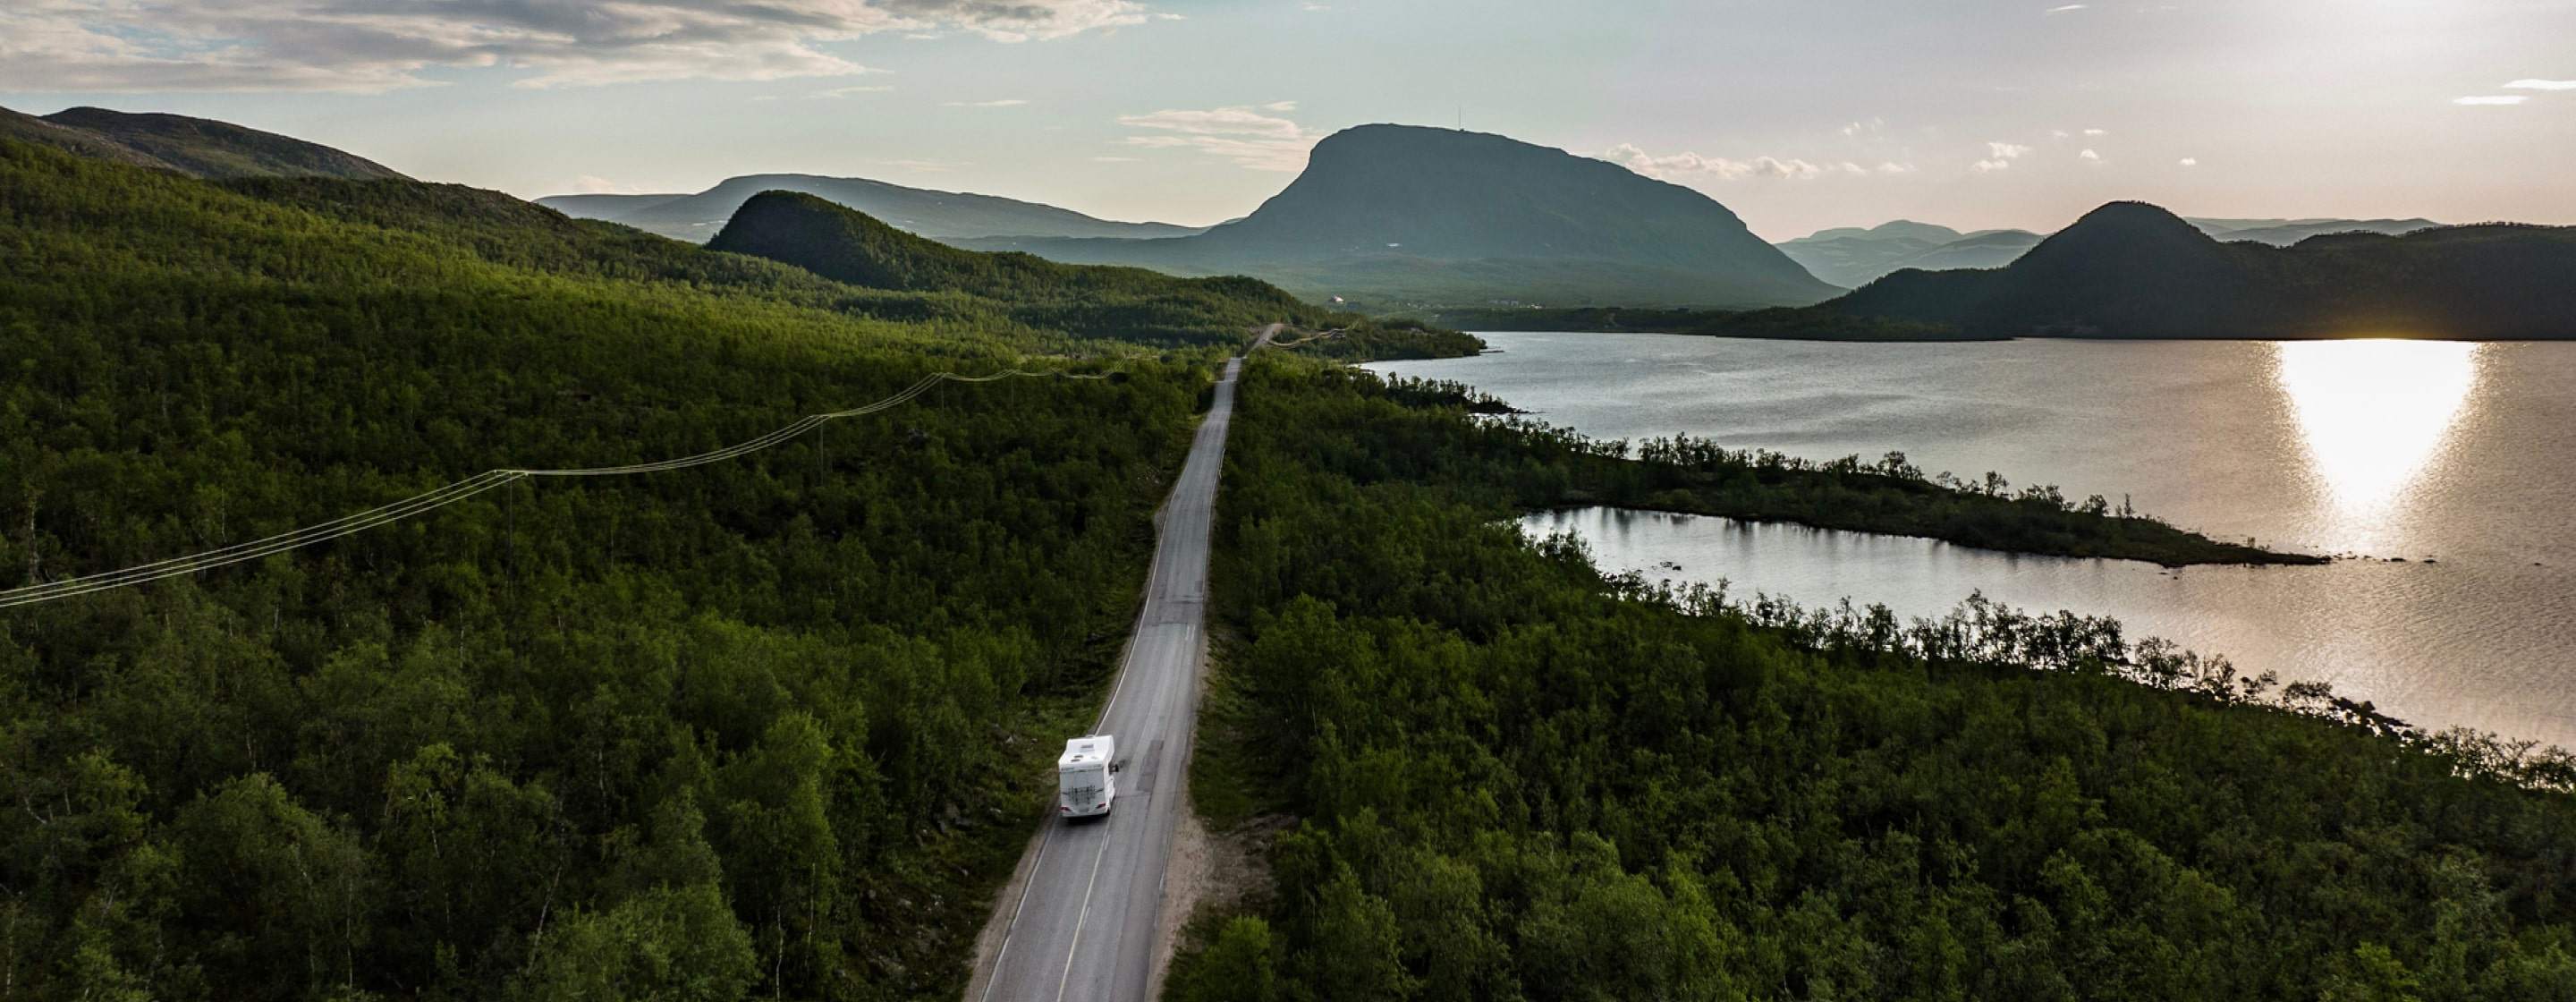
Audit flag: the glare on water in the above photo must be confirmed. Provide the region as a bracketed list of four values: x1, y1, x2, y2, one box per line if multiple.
[1373, 332, 2576, 747]
[2274, 340, 2482, 539]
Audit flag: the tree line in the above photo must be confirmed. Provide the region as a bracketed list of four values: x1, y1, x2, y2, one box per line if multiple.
[1169, 356, 2576, 1002]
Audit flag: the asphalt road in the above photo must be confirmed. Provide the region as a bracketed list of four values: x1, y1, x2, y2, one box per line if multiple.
[970, 328, 1270, 1002]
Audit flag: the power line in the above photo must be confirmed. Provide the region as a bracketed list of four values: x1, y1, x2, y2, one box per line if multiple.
[0, 368, 1109, 609]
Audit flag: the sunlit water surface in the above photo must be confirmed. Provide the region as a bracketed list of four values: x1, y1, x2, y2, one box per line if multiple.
[1370, 334, 2576, 747]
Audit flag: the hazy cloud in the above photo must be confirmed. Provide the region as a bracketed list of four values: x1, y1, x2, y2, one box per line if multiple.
[2453, 95, 2530, 106]
[945, 98, 1031, 107]
[1975, 140, 2033, 172]
[572, 175, 644, 194]
[2504, 79, 2576, 90]
[1117, 104, 1313, 171]
[2179, 157, 2199, 166]
[2045, 4, 2088, 13]
[2078, 148, 2103, 164]
[2083, 127, 2107, 136]
[0, 0, 1157, 92]
[812, 84, 895, 98]
[1602, 143, 1909, 181]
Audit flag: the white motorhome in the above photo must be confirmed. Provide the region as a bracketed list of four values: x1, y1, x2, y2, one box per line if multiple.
[1057, 735, 1115, 819]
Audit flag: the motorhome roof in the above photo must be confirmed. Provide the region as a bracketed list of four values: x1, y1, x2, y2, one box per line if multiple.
[1058, 735, 1113, 768]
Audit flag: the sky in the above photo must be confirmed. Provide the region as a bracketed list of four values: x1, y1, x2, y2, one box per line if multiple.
[4, 0, 2572, 240]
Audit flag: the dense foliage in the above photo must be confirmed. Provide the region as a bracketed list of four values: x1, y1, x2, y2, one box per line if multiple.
[709, 191, 1342, 346]
[0, 139, 1479, 1000]
[1172, 357, 2576, 1002]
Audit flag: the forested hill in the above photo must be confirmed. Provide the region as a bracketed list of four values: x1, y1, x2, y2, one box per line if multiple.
[1, 103, 407, 180]
[540, 173, 1204, 243]
[0, 137, 1462, 1001]
[1724, 200, 2576, 340]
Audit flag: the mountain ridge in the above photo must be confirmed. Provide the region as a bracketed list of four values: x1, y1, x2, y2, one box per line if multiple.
[1738, 200, 2576, 339]
[541, 174, 1204, 243]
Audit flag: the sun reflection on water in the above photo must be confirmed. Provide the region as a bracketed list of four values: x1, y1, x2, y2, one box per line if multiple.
[2274, 340, 2481, 521]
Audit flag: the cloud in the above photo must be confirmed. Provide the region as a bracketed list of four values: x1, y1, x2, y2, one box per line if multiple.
[945, 98, 1030, 107]
[2453, 96, 2529, 106]
[2046, 4, 2088, 12]
[2179, 157, 2199, 166]
[812, 84, 895, 98]
[572, 175, 645, 194]
[2504, 79, 2576, 90]
[0, 0, 1157, 92]
[1987, 141, 2035, 159]
[2083, 127, 2107, 136]
[1601, 143, 1909, 181]
[1091, 156, 1143, 162]
[1117, 104, 1314, 171]
[1974, 159, 2013, 173]
[2078, 148, 2102, 163]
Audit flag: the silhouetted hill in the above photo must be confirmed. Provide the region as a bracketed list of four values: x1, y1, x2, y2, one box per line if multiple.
[31, 106, 406, 180]
[541, 174, 1203, 243]
[1737, 201, 2576, 339]
[702, 190, 1469, 351]
[959, 125, 1841, 309]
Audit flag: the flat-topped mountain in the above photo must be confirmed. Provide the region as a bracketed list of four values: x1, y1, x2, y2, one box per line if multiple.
[2188, 217, 2442, 245]
[1752, 200, 2576, 339]
[960, 124, 1841, 309]
[540, 174, 1203, 243]
[0, 105, 406, 180]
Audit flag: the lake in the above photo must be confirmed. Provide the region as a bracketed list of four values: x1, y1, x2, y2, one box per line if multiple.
[1370, 332, 2576, 748]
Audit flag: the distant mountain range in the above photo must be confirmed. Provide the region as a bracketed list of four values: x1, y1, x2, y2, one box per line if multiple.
[14, 103, 2519, 331]
[958, 124, 1841, 310]
[2185, 217, 2442, 245]
[1729, 201, 2576, 340]
[0, 105, 406, 181]
[1773, 216, 2443, 288]
[1774, 222, 2044, 287]
[538, 175, 1204, 243]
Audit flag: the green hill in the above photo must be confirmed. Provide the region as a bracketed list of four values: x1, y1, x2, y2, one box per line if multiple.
[1731, 201, 2576, 339]
[10, 104, 407, 180]
[0, 136, 1467, 1001]
[705, 190, 1476, 354]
